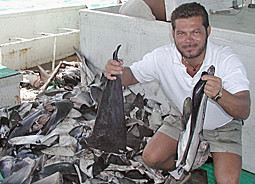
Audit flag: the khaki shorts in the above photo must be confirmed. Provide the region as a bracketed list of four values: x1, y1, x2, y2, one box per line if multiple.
[158, 114, 242, 156]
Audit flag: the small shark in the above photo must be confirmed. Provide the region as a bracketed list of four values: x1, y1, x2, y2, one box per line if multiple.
[170, 65, 215, 180]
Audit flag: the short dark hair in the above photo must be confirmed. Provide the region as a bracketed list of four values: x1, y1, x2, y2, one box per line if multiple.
[171, 2, 209, 30]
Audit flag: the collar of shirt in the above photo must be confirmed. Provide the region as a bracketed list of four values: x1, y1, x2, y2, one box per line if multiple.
[172, 40, 215, 77]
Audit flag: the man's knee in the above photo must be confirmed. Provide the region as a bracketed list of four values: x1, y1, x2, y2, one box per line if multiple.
[141, 131, 178, 170]
[215, 174, 240, 184]
[142, 148, 176, 170]
[142, 148, 161, 168]
[212, 152, 241, 184]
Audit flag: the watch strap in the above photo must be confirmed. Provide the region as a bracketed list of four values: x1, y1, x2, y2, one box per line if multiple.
[213, 87, 223, 102]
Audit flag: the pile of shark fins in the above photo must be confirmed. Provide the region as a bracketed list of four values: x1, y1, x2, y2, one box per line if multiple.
[0, 45, 171, 183]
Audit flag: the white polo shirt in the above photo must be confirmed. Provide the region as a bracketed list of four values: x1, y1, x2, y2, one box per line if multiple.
[130, 40, 250, 130]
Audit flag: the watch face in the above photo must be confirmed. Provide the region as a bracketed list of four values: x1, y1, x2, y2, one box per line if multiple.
[215, 95, 221, 101]
[214, 87, 223, 101]
[213, 93, 222, 101]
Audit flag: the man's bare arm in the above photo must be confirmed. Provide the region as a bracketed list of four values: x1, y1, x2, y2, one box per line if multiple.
[217, 90, 250, 120]
[202, 75, 251, 120]
[104, 59, 139, 86]
[121, 67, 139, 86]
[143, 0, 166, 21]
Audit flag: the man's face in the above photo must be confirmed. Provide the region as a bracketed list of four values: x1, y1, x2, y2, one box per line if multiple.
[172, 16, 210, 59]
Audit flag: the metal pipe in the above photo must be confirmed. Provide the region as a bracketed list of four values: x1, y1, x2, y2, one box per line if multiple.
[52, 36, 57, 70]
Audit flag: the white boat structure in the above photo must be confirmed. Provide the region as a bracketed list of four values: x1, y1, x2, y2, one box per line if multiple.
[0, 5, 86, 108]
[0, 5, 83, 70]
[0, 0, 254, 176]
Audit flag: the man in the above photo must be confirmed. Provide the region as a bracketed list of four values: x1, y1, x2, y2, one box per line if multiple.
[104, 2, 250, 183]
[119, 0, 166, 21]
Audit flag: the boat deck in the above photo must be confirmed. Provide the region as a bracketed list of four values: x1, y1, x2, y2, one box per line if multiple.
[209, 6, 255, 34]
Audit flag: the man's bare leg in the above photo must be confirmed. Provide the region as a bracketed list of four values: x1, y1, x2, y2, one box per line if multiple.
[212, 152, 242, 184]
[142, 131, 178, 170]
[143, 0, 166, 21]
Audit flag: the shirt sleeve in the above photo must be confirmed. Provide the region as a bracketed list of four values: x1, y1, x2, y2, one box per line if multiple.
[130, 49, 160, 83]
[220, 53, 250, 94]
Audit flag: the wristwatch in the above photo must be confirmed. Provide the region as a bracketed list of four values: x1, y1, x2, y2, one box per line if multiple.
[213, 87, 223, 102]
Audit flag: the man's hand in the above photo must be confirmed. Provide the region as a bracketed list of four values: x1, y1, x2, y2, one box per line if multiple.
[104, 59, 124, 80]
[202, 75, 222, 99]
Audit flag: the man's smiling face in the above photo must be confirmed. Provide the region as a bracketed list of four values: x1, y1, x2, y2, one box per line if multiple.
[172, 16, 210, 59]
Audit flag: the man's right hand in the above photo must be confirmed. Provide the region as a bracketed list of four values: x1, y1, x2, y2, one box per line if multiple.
[104, 59, 124, 80]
